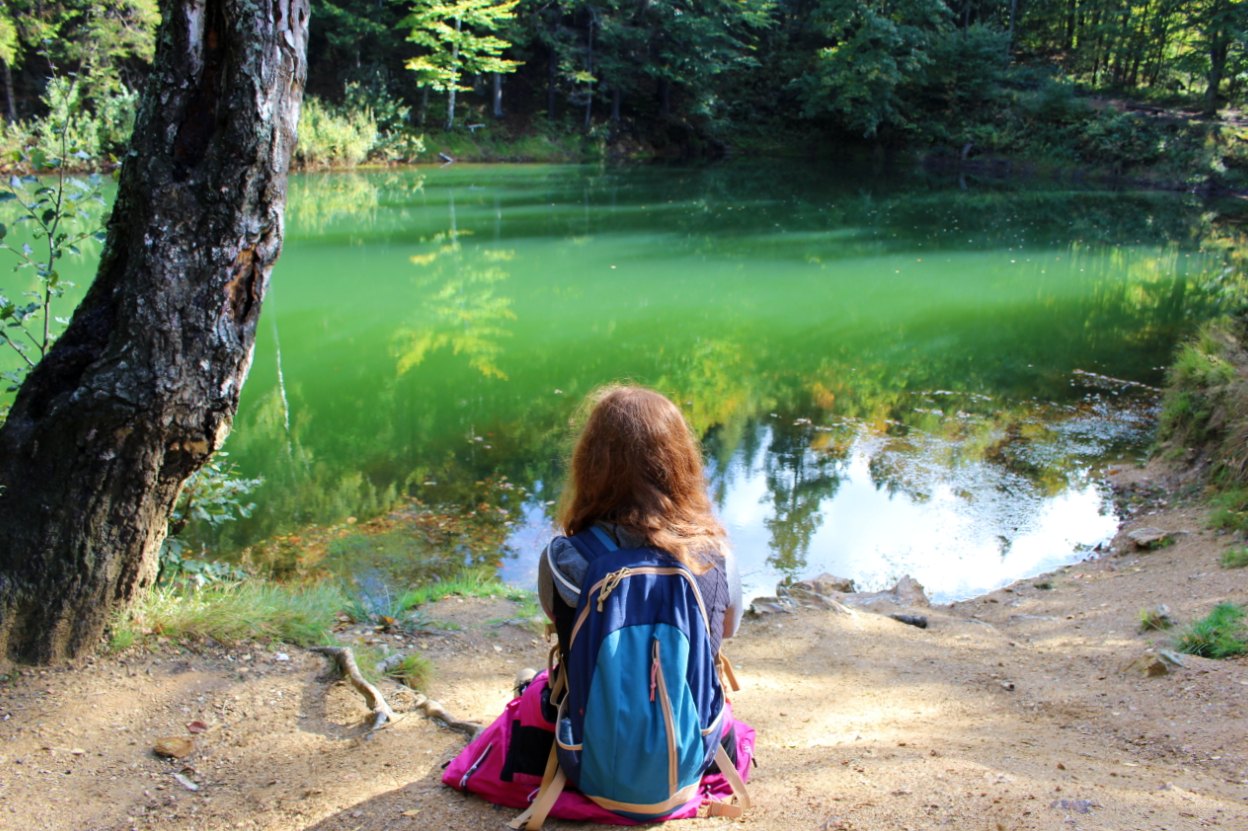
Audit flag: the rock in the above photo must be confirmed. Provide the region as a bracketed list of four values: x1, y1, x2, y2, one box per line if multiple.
[1119, 653, 1169, 677]
[376, 653, 406, 674]
[1128, 527, 1171, 549]
[1050, 798, 1097, 814]
[153, 737, 194, 759]
[749, 597, 794, 615]
[895, 576, 930, 607]
[791, 573, 857, 595]
[274, 652, 290, 662]
[841, 575, 930, 612]
[889, 614, 928, 629]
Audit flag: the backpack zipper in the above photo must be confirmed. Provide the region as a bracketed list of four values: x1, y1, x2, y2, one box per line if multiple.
[459, 742, 493, 789]
[596, 567, 632, 611]
[652, 638, 678, 797]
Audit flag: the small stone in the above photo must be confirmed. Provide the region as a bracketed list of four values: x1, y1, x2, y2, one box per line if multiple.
[69, 749, 85, 756]
[172, 773, 199, 791]
[274, 653, 290, 662]
[1050, 798, 1096, 814]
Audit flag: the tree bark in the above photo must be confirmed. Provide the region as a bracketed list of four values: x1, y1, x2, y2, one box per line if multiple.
[1, 56, 15, 123]
[0, 0, 309, 665]
[492, 71, 503, 118]
[446, 17, 462, 131]
[1204, 28, 1230, 117]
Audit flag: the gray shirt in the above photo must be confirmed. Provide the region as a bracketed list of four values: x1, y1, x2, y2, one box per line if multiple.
[537, 522, 743, 648]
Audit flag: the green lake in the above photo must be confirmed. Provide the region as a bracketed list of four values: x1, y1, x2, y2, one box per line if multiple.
[1, 162, 1234, 603]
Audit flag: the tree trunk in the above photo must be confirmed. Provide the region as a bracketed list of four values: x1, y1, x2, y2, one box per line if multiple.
[0, 0, 308, 665]
[1205, 29, 1230, 117]
[446, 17, 462, 131]
[611, 85, 621, 123]
[1, 56, 14, 122]
[492, 72, 503, 118]
[547, 42, 558, 117]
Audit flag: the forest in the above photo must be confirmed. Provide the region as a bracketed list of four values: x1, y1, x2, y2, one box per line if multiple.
[1, 0, 1247, 173]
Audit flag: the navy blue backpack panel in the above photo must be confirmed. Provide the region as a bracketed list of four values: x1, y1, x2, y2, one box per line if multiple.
[554, 527, 725, 820]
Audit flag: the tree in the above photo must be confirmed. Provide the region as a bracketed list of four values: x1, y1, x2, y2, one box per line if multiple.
[404, 0, 520, 130]
[0, 3, 17, 122]
[0, 0, 309, 664]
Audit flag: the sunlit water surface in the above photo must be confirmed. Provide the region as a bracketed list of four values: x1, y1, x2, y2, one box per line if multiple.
[1, 162, 1229, 603]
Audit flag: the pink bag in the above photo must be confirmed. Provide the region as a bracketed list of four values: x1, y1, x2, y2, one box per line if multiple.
[442, 670, 754, 824]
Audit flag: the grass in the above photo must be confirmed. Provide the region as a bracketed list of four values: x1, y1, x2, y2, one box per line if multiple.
[1221, 547, 1248, 569]
[110, 581, 346, 650]
[1138, 607, 1175, 631]
[1209, 487, 1248, 534]
[388, 653, 435, 691]
[394, 568, 524, 609]
[1174, 602, 1248, 659]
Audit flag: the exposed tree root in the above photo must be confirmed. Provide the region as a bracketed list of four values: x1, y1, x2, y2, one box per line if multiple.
[309, 646, 398, 732]
[408, 692, 482, 740]
[310, 645, 482, 740]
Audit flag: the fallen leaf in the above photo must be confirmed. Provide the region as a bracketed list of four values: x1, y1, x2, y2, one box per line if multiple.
[153, 737, 194, 759]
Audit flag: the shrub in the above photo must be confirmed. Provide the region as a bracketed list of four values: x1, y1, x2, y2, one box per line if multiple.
[1175, 602, 1247, 659]
[296, 96, 378, 167]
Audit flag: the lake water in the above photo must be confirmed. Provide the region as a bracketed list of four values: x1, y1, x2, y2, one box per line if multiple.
[0, 162, 1230, 603]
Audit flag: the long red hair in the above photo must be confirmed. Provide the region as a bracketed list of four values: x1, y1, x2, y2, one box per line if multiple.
[559, 385, 726, 573]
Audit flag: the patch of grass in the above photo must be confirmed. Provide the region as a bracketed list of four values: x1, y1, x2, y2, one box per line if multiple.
[1138, 607, 1174, 631]
[1209, 487, 1248, 534]
[1221, 546, 1248, 569]
[122, 582, 346, 647]
[388, 653, 435, 691]
[1175, 602, 1248, 659]
[107, 621, 138, 652]
[400, 568, 515, 608]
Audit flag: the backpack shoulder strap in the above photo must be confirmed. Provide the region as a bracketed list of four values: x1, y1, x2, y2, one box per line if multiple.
[508, 741, 566, 831]
[565, 525, 620, 561]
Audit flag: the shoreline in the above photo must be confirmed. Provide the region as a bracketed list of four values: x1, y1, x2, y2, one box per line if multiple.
[3, 455, 1246, 829]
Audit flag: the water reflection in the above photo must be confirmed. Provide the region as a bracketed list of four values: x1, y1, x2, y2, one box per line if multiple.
[173, 163, 1244, 598]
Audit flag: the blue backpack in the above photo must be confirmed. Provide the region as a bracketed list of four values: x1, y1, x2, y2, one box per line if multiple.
[510, 527, 749, 830]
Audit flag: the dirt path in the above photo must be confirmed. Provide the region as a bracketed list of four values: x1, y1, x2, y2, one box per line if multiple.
[2, 467, 1247, 831]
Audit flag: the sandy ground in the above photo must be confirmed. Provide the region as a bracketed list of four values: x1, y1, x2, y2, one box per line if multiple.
[2, 465, 1247, 831]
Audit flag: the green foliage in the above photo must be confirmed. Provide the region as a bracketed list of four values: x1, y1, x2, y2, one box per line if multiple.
[296, 96, 379, 166]
[1209, 487, 1248, 533]
[796, 0, 950, 137]
[114, 581, 347, 647]
[0, 142, 108, 398]
[404, 0, 520, 129]
[159, 453, 263, 585]
[1175, 602, 1248, 659]
[1159, 327, 1241, 448]
[1221, 546, 1248, 569]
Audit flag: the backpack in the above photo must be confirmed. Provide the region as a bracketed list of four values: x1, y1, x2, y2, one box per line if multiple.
[509, 526, 749, 830]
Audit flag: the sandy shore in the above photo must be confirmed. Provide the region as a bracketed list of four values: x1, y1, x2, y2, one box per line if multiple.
[1, 463, 1246, 831]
